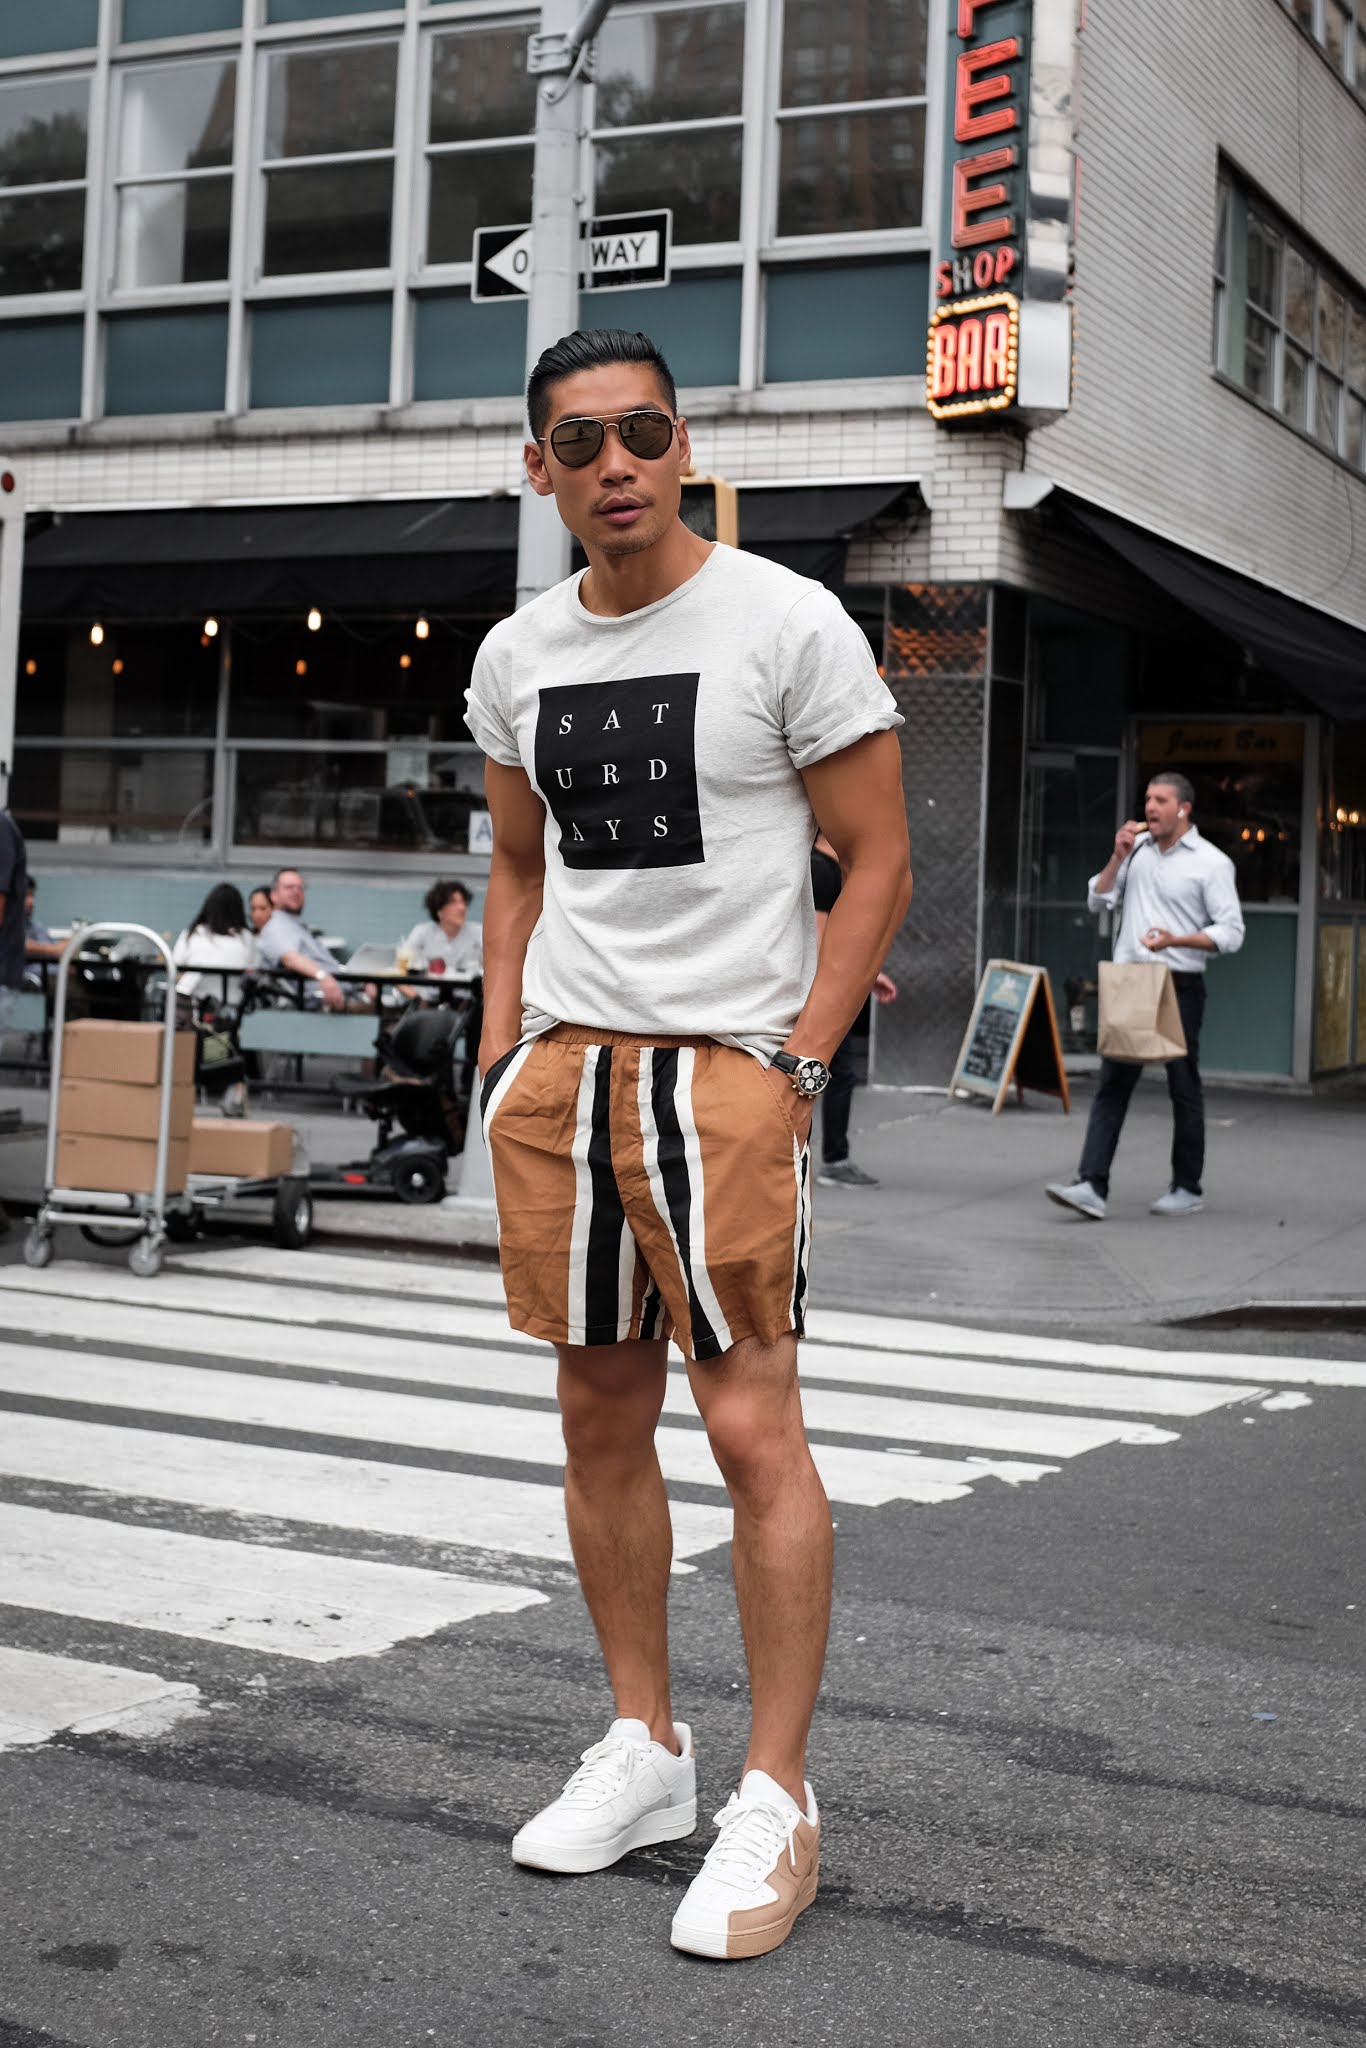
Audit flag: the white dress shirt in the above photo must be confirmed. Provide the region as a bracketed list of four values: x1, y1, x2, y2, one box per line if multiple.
[1087, 825, 1245, 975]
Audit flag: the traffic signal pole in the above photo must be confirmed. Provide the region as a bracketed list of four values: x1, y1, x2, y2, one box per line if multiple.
[515, 0, 614, 611]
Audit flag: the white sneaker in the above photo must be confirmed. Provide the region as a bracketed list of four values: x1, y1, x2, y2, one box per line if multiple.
[1151, 1187, 1203, 1216]
[511, 1718, 696, 1874]
[1045, 1178, 1107, 1220]
[670, 1769, 820, 1960]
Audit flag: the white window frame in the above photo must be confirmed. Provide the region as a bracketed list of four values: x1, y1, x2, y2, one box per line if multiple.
[0, 65, 95, 319]
[103, 51, 238, 302]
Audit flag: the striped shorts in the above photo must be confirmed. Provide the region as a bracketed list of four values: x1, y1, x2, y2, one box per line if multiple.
[480, 1025, 813, 1361]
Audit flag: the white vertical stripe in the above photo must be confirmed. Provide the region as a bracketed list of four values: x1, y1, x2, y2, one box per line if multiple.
[617, 1204, 639, 1341]
[789, 1135, 811, 1331]
[565, 1045, 602, 1347]
[674, 1048, 734, 1353]
[638, 1047, 690, 1321]
[481, 1039, 536, 1138]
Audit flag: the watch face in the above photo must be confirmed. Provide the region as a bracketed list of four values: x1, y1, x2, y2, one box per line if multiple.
[794, 1057, 830, 1097]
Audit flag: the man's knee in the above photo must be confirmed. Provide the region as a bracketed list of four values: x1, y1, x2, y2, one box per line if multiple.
[558, 1345, 665, 1473]
[693, 1339, 807, 1502]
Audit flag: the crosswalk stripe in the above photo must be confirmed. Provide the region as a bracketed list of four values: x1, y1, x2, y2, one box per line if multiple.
[176, 1243, 509, 1304]
[0, 1409, 734, 1566]
[0, 1645, 203, 1752]
[0, 1262, 1263, 1417]
[0, 1502, 547, 1662]
[805, 1307, 1366, 1388]
[0, 1345, 1044, 1506]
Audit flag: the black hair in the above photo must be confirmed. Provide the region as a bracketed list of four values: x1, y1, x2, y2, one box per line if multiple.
[189, 883, 250, 937]
[1147, 771, 1195, 809]
[250, 883, 272, 902]
[526, 328, 677, 441]
[425, 877, 471, 922]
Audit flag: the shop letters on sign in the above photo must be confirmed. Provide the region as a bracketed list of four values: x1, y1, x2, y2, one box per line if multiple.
[533, 674, 705, 871]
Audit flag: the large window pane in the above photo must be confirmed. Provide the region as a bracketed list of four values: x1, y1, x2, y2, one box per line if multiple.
[596, 6, 744, 125]
[780, 0, 927, 106]
[267, 0, 399, 19]
[426, 147, 532, 265]
[234, 750, 477, 852]
[1348, 307, 1366, 397]
[250, 296, 391, 407]
[0, 76, 89, 187]
[430, 28, 537, 145]
[1315, 369, 1342, 450]
[777, 106, 924, 236]
[105, 307, 229, 414]
[17, 624, 218, 738]
[581, 272, 742, 388]
[1281, 343, 1309, 428]
[413, 290, 527, 400]
[0, 316, 82, 420]
[117, 177, 232, 286]
[265, 44, 397, 160]
[1284, 245, 1314, 348]
[230, 621, 473, 740]
[122, 0, 243, 41]
[263, 160, 393, 274]
[1244, 309, 1276, 402]
[120, 61, 235, 177]
[594, 127, 742, 244]
[0, 1, 98, 60]
[14, 747, 213, 844]
[0, 190, 85, 295]
[1245, 215, 1279, 315]
[1316, 276, 1345, 371]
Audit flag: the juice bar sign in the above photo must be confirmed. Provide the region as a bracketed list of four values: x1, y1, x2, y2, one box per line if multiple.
[929, 0, 1032, 421]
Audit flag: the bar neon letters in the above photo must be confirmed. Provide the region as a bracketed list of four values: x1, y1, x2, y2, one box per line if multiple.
[926, 292, 1020, 419]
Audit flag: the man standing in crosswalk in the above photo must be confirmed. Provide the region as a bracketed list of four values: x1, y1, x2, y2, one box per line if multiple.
[465, 327, 912, 1960]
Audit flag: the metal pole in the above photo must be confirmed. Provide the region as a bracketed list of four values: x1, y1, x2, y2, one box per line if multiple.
[515, 0, 615, 610]
[0, 463, 24, 809]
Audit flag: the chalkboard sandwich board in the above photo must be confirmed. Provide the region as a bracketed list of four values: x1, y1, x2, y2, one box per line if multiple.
[949, 960, 1071, 1114]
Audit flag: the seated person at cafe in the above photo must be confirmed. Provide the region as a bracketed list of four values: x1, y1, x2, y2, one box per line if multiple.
[258, 867, 353, 1012]
[248, 886, 273, 935]
[401, 879, 483, 980]
[23, 877, 63, 990]
[173, 883, 260, 1006]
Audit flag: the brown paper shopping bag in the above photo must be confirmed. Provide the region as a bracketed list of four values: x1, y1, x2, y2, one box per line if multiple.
[1097, 962, 1188, 1062]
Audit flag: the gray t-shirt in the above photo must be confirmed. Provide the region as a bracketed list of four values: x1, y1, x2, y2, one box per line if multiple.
[464, 546, 902, 1053]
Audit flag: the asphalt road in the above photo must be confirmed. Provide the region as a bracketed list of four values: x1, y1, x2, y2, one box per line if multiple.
[0, 1228, 1361, 2048]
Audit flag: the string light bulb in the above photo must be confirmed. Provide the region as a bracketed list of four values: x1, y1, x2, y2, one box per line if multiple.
[204, 617, 219, 638]
[306, 607, 322, 632]
[112, 658, 124, 675]
[90, 623, 104, 646]
[415, 617, 430, 640]
[295, 658, 308, 676]
[24, 658, 36, 676]
[399, 653, 412, 669]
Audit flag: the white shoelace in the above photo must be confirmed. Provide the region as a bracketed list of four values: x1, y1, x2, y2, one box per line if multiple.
[702, 1794, 801, 1890]
[557, 1733, 649, 1808]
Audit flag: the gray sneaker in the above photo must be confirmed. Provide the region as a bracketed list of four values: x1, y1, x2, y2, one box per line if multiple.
[818, 1159, 879, 1187]
[1045, 1179, 1106, 1220]
[1150, 1187, 1203, 1216]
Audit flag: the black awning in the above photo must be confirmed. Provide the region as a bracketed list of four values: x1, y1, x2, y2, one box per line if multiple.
[1067, 500, 1366, 722]
[738, 482, 919, 585]
[22, 497, 521, 619]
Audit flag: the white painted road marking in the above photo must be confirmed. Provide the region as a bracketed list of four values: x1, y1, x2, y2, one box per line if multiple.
[0, 1645, 203, 1752]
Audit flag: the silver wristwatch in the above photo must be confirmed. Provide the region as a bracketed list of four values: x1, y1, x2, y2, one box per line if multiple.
[770, 1051, 831, 1098]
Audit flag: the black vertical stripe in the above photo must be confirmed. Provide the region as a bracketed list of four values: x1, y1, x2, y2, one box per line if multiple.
[792, 1146, 810, 1337]
[583, 1046, 628, 1339]
[649, 1048, 720, 1359]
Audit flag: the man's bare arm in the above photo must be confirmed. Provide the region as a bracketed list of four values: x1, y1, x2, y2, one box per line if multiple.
[479, 760, 546, 1069]
[278, 948, 344, 1010]
[793, 729, 912, 1064]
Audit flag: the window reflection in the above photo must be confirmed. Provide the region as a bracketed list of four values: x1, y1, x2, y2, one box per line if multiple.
[595, 5, 744, 125]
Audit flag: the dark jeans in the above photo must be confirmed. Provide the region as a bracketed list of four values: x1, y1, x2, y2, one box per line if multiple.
[819, 1029, 858, 1164]
[1077, 973, 1206, 1199]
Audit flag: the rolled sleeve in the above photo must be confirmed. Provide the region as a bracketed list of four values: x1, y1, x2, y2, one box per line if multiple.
[1201, 868, 1245, 955]
[1087, 852, 1130, 916]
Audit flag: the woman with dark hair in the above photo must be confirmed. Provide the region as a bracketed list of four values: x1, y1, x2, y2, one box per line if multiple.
[248, 885, 273, 934]
[401, 878, 482, 980]
[173, 882, 260, 1005]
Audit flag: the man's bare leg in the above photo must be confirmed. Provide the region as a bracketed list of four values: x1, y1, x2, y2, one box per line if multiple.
[557, 1337, 680, 1753]
[687, 1332, 832, 1806]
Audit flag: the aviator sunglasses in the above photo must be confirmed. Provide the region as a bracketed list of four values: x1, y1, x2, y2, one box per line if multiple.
[541, 408, 677, 468]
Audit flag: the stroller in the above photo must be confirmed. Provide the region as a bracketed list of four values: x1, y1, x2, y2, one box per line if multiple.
[324, 1002, 470, 1205]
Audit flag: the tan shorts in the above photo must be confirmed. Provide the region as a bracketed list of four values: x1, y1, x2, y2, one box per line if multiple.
[481, 1025, 813, 1361]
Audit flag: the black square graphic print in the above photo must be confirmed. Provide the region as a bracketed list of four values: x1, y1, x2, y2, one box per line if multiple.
[533, 673, 704, 871]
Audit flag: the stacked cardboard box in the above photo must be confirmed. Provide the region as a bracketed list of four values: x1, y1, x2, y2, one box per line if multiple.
[188, 1119, 294, 1180]
[57, 1020, 195, 1193]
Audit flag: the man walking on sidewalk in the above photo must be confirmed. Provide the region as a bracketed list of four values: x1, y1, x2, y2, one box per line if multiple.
[466, 327, 911, 1959]
[1046, 773, 1243, 1221]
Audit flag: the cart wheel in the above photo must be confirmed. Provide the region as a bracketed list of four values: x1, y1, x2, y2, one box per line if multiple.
[165, 1206, 203, 1244]
[129, 1235, 165, 1278]
[81, 1222, 142, 1248]
[22, 1224, 54, 1269]
[272, 1180, 314, 1249]
[395, 1155, 445, 1206]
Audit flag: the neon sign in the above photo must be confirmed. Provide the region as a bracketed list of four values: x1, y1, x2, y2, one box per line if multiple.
[928, 291, 1020, 418]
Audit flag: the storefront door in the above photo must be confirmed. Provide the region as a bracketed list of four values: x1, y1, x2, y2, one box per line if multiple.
[1020, 746, 1122, 1053]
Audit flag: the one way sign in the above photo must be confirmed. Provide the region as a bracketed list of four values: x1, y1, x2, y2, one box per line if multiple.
[472, 210, 672, 302]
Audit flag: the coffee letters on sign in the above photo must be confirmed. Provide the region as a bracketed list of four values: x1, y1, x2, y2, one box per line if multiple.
[533, 673, 705, 871]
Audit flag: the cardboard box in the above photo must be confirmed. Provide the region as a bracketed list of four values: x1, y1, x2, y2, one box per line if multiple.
[63, 1020, 196, 1088]
[58, 1076, 194, 1144]
[56, 1132, 189, 1195]
[189, 1119, 294, 1181]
